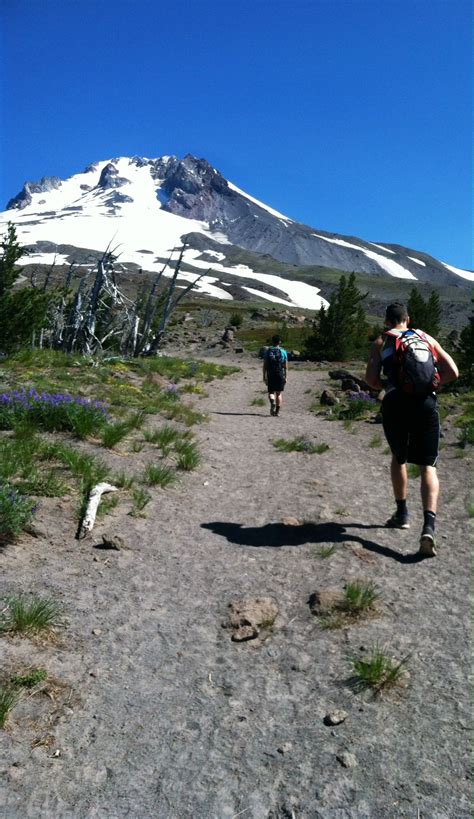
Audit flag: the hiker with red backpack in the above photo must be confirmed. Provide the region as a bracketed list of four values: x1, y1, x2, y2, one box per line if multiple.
[263, 335, 288, 416]
[366, 302, 458, 556]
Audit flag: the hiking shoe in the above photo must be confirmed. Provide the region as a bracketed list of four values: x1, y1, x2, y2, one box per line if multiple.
[385, 512, 410, 529]
[275, 407, 280, 417]
[418, 525, 437, 557]
[270, 400, 276, 416]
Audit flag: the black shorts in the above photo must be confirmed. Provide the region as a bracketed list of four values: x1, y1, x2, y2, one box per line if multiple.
[267, 374, 285, 393]
[381, 390, 440, 466]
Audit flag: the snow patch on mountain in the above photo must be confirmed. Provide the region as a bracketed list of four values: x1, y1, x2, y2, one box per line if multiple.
[441, 262, 474, 282]
[408, 256, 426, 267]
[313, 234, 417, 280]
[227, 182, 293, 222]
[183, 249, 328, 310]
[369, 242, 395, 254]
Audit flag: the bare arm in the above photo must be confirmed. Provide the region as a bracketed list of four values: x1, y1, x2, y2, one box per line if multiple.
[263, 359, 267, 383]
[432, 339, 459, 385]
[365, 338, 383, 389]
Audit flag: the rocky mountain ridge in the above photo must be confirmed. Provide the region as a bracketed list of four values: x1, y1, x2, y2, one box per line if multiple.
[2, 154, 473, 311]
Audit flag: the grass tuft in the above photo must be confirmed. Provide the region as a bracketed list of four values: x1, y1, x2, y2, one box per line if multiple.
[1, 596, 61, 636]
[316, 544, 337, 559]
[10, 668, 47, 688]
[143, 464, 178, 488]
[349, 646, 408, 693]
[175, 440, 201, 471]
[0, 685, 19, 728]
[340, 580, 380, 615]
[273, 436, 329, 454]
[129, 488, 151, 516]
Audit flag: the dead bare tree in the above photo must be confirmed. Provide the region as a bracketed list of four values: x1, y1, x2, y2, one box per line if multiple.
[43, 239, 208, 357]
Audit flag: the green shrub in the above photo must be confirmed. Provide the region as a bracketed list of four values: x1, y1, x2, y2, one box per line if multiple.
[0, 482, 36, 540]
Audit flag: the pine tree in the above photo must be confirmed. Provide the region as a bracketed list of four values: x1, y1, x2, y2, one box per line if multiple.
[304, 272, 369, 361]
[459, 297, 474, 386]
[425, 291, 442, 337]
[407, 287, 427, 329]
[0, 223, 50, 353]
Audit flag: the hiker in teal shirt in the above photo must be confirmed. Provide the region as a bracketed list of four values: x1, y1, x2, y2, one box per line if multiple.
[263, 335, 288, 416]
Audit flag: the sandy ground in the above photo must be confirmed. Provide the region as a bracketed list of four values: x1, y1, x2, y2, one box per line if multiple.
[0, 357, 471, 819]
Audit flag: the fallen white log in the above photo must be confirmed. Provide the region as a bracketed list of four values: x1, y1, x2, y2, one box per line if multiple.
[78, 482, 118, 538]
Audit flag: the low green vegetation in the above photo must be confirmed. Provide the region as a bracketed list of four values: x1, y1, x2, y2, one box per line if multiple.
[315, 545, 337, 559]
[175, 440, 201, 471]
[10, 668, 47, 688]
[0, 348, 234, 538]
[250, 397, 266, 406]
[273, 435, 329, 454]
[319, 580, 380, 629]
[0, 685, 19, 728]
[341, 580, 380, 615]
[0, 596, 61, 636]
[349, 646, 408, 693]
[143, 464, 178, 488]
[129, 487, 151, 517]
[0, 482, 36, 541]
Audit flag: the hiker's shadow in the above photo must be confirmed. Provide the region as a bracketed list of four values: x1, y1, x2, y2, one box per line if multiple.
[201, 521, 425, 564]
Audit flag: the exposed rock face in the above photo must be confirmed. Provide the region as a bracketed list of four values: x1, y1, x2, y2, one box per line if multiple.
[96, 163, 129, 190]
[4, 153, 472, 296]
[7, 176, 62, 210]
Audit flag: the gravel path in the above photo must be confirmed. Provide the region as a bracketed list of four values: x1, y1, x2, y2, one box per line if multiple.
[0, 358, 471, 818]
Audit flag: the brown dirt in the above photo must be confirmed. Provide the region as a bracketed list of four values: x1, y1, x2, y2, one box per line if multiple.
[0, 356, 471, 818]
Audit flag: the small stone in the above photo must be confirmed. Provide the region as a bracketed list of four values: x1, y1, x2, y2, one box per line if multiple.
[324, 709, 348, 726]
[52, 749, 61, 758]
[337, 751, 357, 768]
[282, 516, 300, 526]
[101, 532, 125, 550]
[92, 628, 102, 636]
[308, 589, 344, 615]
[231, 625, 259, 642]
[277, 742, 293, 755]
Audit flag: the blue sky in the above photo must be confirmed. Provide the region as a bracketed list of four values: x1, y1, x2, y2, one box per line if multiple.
[1, 0, 472, 268]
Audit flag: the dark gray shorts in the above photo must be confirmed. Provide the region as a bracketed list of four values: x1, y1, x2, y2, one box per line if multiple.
[382, 391, 440, 466]
[267, 374, 285, 393]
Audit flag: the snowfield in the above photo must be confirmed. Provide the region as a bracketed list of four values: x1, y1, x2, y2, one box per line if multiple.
[1, 157, 325, 309]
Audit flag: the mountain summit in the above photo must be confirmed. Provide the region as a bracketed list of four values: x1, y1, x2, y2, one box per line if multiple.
[2, 154, 472, 309]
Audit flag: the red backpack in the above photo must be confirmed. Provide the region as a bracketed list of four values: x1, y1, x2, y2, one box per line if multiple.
[385, 329, 440, 396]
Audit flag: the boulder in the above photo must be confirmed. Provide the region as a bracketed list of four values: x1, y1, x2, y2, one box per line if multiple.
[342, 379, 360, 392]
[320, 389, 339, 406]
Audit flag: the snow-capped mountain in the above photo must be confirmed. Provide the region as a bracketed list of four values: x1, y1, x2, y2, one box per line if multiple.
[2, 154, 473, 310]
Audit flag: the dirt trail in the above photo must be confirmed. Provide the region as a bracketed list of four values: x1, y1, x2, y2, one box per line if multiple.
[0, 358, 471, 818]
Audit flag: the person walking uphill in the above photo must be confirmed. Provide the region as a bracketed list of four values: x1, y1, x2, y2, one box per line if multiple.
[365, 302, 459, 557]
[263, 335, 288, 416]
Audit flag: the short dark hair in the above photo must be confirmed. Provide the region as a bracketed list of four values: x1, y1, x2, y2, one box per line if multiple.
[271, 335, 281, 346]
[385, 302, 408, 325]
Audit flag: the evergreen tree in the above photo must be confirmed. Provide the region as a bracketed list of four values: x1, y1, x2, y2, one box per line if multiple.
[304, 272, 369, 361]
[459, 297, 474, 387]
[425, 291, 442, 337]
[0, 223, 50, 354]
[407, 287, 427, 329]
